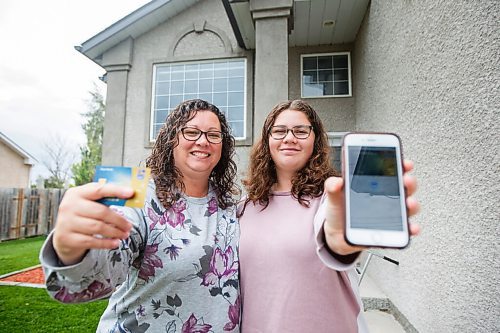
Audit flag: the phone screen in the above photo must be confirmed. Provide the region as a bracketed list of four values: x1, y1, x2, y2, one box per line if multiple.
[347, 146, 403, 231]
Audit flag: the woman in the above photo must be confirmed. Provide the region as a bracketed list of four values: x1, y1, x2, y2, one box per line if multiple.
[239, 100, 420, 332]
[40, 99, 241, 332]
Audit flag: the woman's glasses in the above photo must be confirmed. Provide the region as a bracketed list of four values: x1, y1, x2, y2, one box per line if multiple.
[181, 127, 224, 144]
[269, 125, 313, 140]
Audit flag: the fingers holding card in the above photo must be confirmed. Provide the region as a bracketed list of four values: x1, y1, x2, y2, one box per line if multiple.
[93, 166, 151, 208]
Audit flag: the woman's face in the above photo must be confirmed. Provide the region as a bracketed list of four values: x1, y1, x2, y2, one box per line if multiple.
[173, 110, 223, 182]
[268, 109, 315, 176]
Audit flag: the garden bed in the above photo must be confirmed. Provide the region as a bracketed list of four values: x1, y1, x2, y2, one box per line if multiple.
[0, 266, 44, 285]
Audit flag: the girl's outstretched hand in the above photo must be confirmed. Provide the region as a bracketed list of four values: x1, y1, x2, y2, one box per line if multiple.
[323, 160, 421, 256]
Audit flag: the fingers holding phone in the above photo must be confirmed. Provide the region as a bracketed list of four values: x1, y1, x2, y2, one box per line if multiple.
[402, 159, 421, 236]
[53, 183, 134, 265]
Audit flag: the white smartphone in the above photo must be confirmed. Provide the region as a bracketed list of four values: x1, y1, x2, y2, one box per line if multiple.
[342, 132, 409, 248]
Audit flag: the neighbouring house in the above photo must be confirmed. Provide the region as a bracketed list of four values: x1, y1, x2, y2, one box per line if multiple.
[0, 131, 37, 188]
[76, 0, 499, 332]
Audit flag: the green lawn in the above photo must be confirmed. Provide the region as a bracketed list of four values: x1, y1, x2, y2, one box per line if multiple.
[0, 286, 106, 332]
[0, 236, 108, 332]
[0, 236, 46, 275]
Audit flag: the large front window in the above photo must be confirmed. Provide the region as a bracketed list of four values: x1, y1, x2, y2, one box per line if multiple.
[151, 58, 246, 141]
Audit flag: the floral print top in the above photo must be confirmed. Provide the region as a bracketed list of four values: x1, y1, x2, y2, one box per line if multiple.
[40, 181, 240, 333]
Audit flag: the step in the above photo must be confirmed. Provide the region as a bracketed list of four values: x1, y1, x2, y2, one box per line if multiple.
[360, 274, 407, 333]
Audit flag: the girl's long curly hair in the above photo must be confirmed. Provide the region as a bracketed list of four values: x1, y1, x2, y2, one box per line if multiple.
[146, 99, 239, 210]
[241, 100, 338, 213]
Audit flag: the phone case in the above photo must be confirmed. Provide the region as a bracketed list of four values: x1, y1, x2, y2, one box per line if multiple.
[341, 131, 410, 249]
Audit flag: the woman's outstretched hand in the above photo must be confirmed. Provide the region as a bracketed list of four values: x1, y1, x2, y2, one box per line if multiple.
[52, 182, 135, 265]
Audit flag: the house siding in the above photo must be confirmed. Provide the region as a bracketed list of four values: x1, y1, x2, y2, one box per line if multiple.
[353, 1, 499, 332]
[0, 142, 31, 188]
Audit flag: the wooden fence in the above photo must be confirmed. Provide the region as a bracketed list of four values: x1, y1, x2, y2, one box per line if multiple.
[0, 188, 65, 241]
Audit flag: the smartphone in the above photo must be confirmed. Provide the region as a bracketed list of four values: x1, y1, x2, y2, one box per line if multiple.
[342, 132, 409, 248]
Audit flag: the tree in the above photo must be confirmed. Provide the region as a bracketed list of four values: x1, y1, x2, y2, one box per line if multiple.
[41, 135, 75, 188]
[71, 85, 105, 185]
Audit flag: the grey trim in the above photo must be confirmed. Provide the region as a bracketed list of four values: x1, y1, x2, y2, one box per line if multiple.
[171, 22, 234, 58]
[104, 64, 132, 72]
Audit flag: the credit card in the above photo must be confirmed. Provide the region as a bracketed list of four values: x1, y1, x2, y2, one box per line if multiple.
[93, 166, 151, 208]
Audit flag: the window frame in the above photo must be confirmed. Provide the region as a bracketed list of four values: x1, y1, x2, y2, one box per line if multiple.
[328, 131, 349, 172]
[149, 58, 248, 143]
[300, 52, 352, 98]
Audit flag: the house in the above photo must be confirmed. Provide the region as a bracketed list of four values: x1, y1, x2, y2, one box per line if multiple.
[0, 131, 37, 188]
[77, 0, 499, 331]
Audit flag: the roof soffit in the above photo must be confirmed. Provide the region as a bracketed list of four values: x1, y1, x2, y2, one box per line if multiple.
[226, 0, 370, 49]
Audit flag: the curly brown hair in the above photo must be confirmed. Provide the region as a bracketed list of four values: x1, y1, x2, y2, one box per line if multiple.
[242, 100, 338, 212]
[146, 99, 239, 210]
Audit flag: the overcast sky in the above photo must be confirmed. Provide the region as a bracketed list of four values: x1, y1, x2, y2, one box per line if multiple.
[0, 0, 150, 183]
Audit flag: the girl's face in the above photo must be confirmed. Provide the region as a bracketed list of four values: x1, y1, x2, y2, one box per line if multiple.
[173, 110, 223, 182]
[268, 109, 315, 176]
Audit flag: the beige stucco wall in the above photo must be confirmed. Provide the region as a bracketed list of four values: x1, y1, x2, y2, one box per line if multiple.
[288, 44, 356, 133]
[0, 142, 31, 188]
[101, 0, 253, 174]
[353, 0, 499, 332]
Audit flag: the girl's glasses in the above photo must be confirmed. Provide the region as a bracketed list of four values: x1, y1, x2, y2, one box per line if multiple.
[269, 125, 313, 140]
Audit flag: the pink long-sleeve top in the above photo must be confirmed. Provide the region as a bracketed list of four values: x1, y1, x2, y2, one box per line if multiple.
[239, 191, 368, 333]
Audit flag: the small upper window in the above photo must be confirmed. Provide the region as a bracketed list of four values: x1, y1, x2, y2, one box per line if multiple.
[301, 52, 351, 98]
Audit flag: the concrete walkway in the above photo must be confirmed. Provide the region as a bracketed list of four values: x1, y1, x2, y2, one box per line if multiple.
[360, 274, 406, 333]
